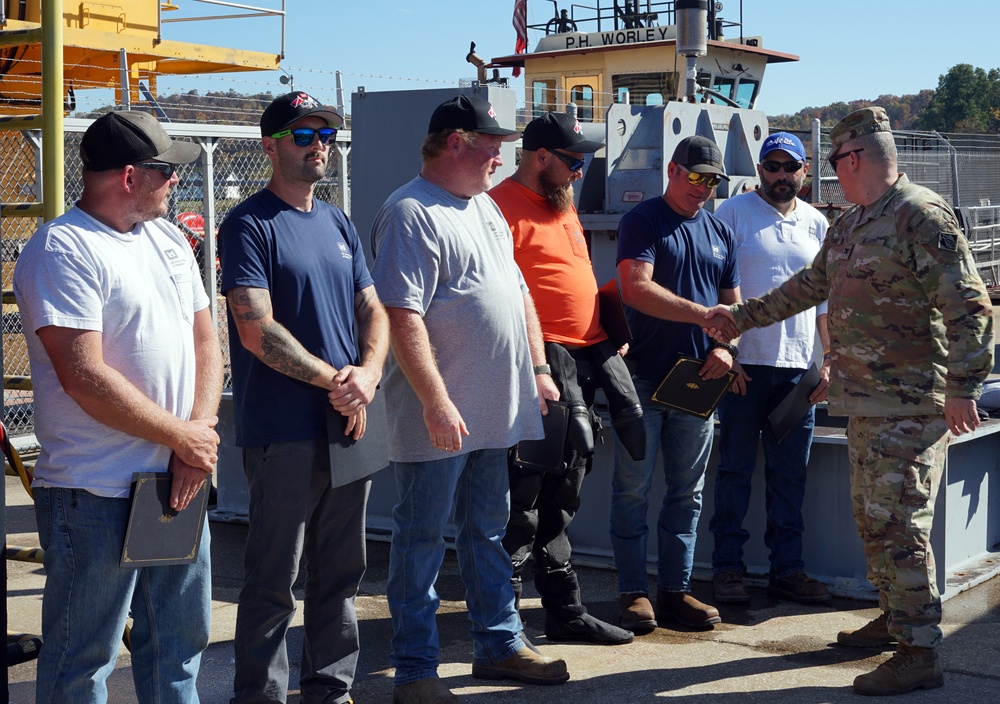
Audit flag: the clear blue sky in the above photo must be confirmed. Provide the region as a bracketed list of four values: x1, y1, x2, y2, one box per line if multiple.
[92, 0, 1000, 119]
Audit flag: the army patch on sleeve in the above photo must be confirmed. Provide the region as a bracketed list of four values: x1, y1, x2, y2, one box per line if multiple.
[938, 231, 958, 251]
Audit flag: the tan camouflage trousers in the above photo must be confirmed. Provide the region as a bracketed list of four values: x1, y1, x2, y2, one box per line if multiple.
[847, 414, 949, 648]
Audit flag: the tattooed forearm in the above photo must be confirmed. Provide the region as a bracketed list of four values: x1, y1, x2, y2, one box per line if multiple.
[227, 285, 335, 387]
[259, 319, 325, 383]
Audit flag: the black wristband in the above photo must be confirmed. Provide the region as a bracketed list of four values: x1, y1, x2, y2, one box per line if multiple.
[715, 341, 739, 359]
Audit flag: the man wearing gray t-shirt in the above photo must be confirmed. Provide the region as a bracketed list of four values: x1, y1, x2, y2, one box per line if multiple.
[370, 95, 569, 704]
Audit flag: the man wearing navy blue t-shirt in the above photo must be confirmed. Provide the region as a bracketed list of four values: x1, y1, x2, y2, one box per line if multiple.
[612, 135, 742, 634]
[220, 92, 389, 704]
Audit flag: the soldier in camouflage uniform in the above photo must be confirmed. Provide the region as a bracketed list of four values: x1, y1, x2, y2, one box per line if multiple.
[704, 106, 994, 696]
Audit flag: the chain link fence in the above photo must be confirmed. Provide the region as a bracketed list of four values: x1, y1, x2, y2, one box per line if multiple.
[779, 124, 1000, 287]
[2, 119, 347, 438]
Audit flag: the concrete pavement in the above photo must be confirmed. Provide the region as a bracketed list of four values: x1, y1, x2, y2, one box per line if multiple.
[6, 473, 1000, 702]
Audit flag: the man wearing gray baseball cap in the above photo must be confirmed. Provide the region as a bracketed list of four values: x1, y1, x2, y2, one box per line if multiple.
[14, 110, 222, 702]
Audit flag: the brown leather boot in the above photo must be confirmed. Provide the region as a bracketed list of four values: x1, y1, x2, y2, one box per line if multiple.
[768, 570, 831, 603]
[837, 612, 896, 649]
[655, 590, 721, 630]
[618, 592, 657, 634]
[471, 646, 569, 685]
[393, 677, 459, 704]
[852, 643, 943, 695]
[713, 571, 750, 603]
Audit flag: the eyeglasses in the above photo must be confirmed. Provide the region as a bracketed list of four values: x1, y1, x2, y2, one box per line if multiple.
[270, 127, 337, 147]
[679, 166, 722, 189]
[547, 149, 585, 172]
[828, 148, 864, 172]
[760, 160, 804, 173]
[135, 161, 176, 178]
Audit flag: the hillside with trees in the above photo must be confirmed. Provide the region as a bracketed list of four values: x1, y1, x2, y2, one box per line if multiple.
[768, 63, 1000, 134]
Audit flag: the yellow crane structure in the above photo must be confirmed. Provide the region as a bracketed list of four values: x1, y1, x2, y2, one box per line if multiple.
[0, 0, 284, 221]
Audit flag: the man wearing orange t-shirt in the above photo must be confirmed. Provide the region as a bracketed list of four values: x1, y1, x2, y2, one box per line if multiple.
[489, 112, 642, 646]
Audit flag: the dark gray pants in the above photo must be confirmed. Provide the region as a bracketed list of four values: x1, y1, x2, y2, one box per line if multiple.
[234, 438, 370, 704]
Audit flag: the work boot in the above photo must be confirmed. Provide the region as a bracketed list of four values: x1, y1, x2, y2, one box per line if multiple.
[655, 590, 721, 630]
[544, 612, 634, 645]
[768, 570, 831, 603]
[472, 647, 569, 685]
[713, 571, 750, 603]
[852, 643, 943, 696]
[393, 677, 459, 704]
[837, 612, 896, 649]
[618, 592, 657, 634]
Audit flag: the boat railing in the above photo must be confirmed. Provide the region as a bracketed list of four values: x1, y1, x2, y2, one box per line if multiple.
[527, 1, 743, 39]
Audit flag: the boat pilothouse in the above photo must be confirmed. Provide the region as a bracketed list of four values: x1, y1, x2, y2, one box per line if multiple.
[485, 0, 798, 123]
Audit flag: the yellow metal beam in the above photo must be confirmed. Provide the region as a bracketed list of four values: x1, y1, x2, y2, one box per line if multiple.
[0, 115, 44, 130]
[1, 203, 44, 218]
[42, 0, 65, 222]
[0, 28, 43, 46]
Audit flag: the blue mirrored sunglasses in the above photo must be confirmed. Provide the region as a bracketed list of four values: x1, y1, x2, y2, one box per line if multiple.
[271, 127, 337, 147]
[548, 149, 585, 172]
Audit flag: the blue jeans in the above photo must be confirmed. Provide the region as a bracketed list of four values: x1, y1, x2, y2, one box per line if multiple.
[610, 379, 714, 594]
[388, 448, 522, 686]
[34, 486, 211, 704]
[710, 365, 815, 578]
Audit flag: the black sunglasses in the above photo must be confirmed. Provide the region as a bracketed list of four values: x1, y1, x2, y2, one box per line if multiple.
[760, 160, 804, 173]
[135, 162, 176, 178]
[547, 149, 585, 172]
[828, 148, 864, 172]
[271, 127, 337, 147]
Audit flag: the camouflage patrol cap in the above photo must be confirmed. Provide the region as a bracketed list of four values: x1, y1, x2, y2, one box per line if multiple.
[829, 107, 891, 152]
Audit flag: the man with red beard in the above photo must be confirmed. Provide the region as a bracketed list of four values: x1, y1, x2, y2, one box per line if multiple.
[489, 112, 639, 646]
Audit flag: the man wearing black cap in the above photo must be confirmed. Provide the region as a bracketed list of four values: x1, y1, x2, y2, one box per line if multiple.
[221, 92, 389, 704]
[13, 110, 223, 702]
[488, 111, 637, 646]
[371, 95, 568, 704]
[611, 134, 741, 634]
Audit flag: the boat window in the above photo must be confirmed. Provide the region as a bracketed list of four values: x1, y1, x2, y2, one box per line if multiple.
[734, 79, 759, 109]
[570, 84, 595, 121]
[611, 72, 678, 107]
[532, 79, 557, 118]
[711, 77, 735, 100]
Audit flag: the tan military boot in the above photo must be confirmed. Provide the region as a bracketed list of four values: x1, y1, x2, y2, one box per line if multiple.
[852, 642, 943, 695]
[837, 611, 896, 648]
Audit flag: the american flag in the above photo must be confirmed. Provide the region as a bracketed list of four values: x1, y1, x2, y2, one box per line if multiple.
[512, 0, 528, 78]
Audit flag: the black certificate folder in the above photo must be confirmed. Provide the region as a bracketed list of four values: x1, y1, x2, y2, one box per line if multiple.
[512, 400, 570, 473]
[121, 472, 208, 568]
[650, 355, 735, 419]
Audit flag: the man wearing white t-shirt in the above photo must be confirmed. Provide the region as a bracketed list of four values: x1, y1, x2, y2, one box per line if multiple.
[709, 132, 832, 605]
[13, 111, 222, 703]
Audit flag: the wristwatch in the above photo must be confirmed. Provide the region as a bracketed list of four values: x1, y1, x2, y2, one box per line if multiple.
[533, 364, 552, 376]
[715, 342, 739, 359]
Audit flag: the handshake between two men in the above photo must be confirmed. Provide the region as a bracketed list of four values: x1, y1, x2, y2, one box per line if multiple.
[703, 304, 741, 344]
